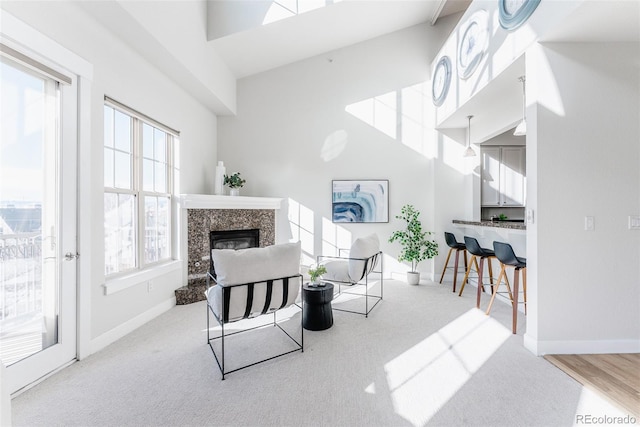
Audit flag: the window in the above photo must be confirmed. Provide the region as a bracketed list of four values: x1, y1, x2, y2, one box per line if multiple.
[103, 98, 178, 276]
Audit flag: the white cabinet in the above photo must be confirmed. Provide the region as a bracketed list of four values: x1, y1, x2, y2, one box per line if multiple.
[481, 147, 501, 206]
[481, 146, 526, 207]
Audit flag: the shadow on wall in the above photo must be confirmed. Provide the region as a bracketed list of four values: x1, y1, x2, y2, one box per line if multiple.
[343, 81, 440, 159]
[289, 197, 352, 268]
[342, 80, 477, 176]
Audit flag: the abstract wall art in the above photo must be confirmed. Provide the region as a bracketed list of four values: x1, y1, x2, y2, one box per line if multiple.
[332, 180, 389, 223]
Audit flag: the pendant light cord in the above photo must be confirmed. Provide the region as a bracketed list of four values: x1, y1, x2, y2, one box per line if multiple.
[519, 76, 526, 121]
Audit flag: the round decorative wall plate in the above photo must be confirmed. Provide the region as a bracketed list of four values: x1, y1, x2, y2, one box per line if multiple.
[457, 10, 489, 80]
[432, 55, 451, 106]
[499, 0, 541, 31]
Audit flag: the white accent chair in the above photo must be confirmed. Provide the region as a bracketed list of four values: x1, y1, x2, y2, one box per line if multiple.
[318, 234, 383, 317]
[205, 241, 303, 379]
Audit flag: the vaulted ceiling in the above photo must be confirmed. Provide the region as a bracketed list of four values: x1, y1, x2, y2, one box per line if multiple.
[71, 0, 638, 116]
[206, 0, 638, 79]
[207, 0, 471, 78]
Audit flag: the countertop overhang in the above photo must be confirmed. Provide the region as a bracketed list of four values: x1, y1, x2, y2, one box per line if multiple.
[453, 219, 526, 230]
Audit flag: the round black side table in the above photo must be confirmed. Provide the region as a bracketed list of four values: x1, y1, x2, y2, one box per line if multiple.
[302, 282, 334, 331]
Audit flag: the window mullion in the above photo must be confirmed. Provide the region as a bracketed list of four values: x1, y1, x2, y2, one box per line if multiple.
[104, 99, 176, 278]
[104, 188, 136, 195]
[166, 136, 173, 261]
[167, 135, 173, 195]
[133, 118, 144, 269]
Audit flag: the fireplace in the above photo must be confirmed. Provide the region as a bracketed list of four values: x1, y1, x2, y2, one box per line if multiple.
[208, 228, 259, 277]
[209, 228, 260, 250]
[176, 196, 281, 305]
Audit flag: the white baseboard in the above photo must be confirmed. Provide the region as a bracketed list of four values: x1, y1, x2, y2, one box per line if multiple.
[524, 333, 640, 355]
[89, 297, 176, 355]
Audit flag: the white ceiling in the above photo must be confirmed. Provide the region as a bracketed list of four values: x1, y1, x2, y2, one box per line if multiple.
[209, 0, 639, 79]
[209, 0, 470, 78]
[541, 0, 640, 43]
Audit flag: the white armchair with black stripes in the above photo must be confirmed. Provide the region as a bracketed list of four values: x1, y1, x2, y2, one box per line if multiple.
[318, 233, 383, 318]
[205, 241, 303, 379]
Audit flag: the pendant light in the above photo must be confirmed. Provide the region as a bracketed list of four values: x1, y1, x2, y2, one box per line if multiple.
[514, 76, 526, 136]
[464, 115, 476, 157]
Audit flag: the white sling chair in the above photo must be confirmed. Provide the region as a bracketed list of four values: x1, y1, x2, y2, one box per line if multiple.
[317, 234, 383, 317]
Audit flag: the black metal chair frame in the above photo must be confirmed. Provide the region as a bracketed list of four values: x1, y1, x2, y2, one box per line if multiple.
[316, 250, 383, 318]
[206, 272, 304, 380]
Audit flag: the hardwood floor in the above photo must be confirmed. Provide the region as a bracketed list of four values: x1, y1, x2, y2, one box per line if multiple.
[544, 353, 640, 417]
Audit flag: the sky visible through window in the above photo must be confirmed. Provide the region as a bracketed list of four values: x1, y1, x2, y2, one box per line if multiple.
[0, 60, 45, 208]
[0, 59, 50, 240]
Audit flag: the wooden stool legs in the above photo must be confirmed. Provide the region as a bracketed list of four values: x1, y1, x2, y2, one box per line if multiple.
[474, 257, 494, 308]
[522, 267, 527, 315]
[458, 256, 479, 296]
[458, 256, 495, 301]
[438, 248, 454, 284]
[439, 247, 468, 293]
[511, 267, 523, 334]
[486, 264, 513, 315]
[486, 264, 526, 334]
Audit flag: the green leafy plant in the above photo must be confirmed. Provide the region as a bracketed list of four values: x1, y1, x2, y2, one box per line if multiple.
[389, 204, 438, 272]
[308, 265, 327, 283]
[223, 172, 246, 189]
[498, 213, 508, 221]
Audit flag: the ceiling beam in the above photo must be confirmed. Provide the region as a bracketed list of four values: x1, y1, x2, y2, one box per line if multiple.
[430, 0, 448, 25]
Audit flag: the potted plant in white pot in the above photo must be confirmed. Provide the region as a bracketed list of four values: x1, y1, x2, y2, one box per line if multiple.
[307, 264, 327, 287]
[223, 172, 246, 196]
[389, 204, 438, 285]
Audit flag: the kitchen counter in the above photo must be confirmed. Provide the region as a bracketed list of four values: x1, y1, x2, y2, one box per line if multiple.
[452, 219, 526, 231]
[450, 219, 526, 312]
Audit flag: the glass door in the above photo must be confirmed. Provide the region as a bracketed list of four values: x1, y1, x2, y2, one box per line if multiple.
[0, 54, 77, 394]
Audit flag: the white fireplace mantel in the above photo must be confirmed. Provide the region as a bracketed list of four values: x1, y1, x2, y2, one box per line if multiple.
[180, 194, 283, 210]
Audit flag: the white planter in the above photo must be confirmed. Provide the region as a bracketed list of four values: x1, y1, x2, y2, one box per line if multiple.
[407, 271, 420, 285]
[229, 188, 240, 196]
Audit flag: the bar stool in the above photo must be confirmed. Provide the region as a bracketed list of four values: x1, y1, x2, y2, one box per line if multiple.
[438, 232, 468, 293]
[458, 236, 496, 308]
[490, 241, 526, 334]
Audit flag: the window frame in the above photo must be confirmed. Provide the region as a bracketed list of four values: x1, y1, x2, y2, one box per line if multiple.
[103, 97, 178, 278]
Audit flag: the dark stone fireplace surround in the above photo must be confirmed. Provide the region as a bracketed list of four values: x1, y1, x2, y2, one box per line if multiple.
[175, 195, 281, 305]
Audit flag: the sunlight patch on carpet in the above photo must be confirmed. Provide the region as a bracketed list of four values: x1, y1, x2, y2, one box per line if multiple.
[384, 308, 511, 426]
[573, 386, 636, 423]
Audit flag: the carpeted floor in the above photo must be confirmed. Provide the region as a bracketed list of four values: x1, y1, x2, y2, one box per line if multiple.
[11, 279, 635, 426]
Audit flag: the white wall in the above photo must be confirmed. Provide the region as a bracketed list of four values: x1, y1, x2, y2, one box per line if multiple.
[1, 2, 218, 352]
[113, 0, 236, 114]
[525, 42, 640, 354]
[218, 18, 461, 278]
[0, 362, 10, 426]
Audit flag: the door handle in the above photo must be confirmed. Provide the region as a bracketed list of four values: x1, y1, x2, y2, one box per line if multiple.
[64, 252, 79, 261]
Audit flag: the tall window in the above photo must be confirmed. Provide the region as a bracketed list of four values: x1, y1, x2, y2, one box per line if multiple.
[103, 98, 178, 276]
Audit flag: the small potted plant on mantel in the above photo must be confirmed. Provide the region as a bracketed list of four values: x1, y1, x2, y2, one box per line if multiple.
[389, 204, 438, 285]
[223, 172, 246, 196]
